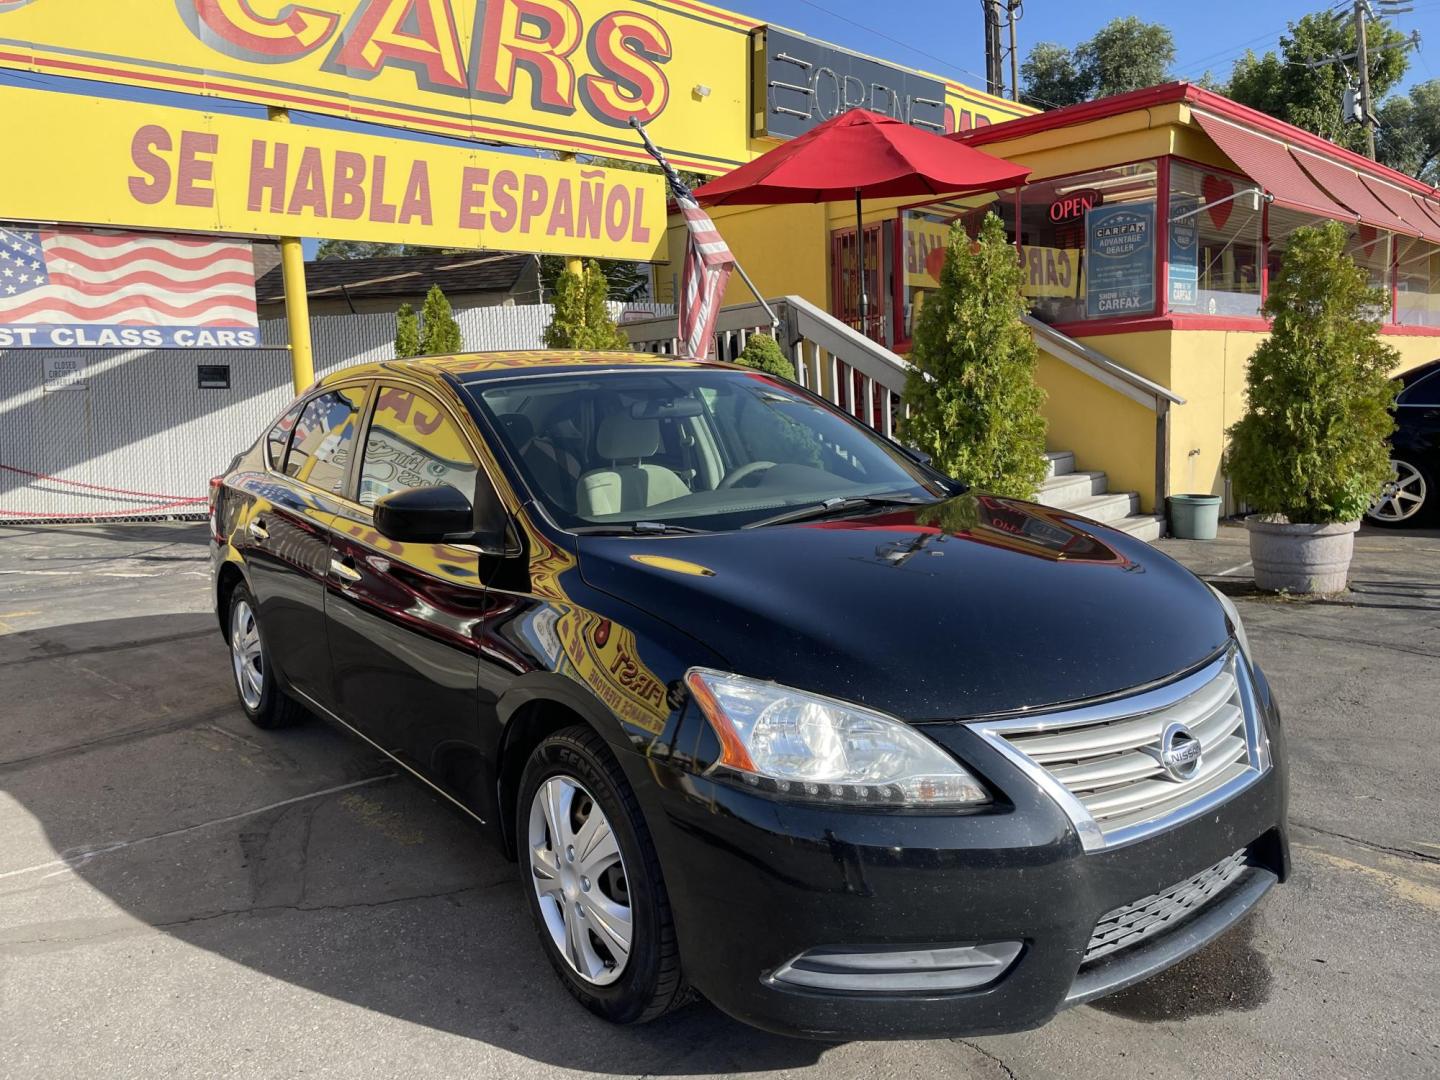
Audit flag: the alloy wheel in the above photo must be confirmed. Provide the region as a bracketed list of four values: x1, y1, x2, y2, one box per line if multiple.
[528, 775, 633, 986]
[230, 598, 264, 710]
[1369, 459, 1427, 523]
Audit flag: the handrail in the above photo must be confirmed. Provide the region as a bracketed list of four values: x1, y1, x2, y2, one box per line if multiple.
[1024, 315, 1185, 412]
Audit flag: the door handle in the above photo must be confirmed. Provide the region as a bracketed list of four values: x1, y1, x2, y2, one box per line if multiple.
[328, 557, 362, 583]
[247, 519, 270, 541]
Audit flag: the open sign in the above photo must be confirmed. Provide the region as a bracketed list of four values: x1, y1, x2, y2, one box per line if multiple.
[1049, 189, 1103, 223]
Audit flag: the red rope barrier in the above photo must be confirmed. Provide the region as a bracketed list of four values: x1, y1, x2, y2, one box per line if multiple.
[0, 463, 207, 506]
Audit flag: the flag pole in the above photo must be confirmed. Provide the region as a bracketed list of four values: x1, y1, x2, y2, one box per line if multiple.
[628, 118, 781, 341]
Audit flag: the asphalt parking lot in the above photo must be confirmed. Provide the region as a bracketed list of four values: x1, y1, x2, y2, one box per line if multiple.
[1, 520, 1437, 1080]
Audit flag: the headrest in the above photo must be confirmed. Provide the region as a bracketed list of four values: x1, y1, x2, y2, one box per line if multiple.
[596, 414, 660, 460]
[498, 413, 534, 445]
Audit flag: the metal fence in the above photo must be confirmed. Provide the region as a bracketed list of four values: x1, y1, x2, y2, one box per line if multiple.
[0, 301, 673, 521]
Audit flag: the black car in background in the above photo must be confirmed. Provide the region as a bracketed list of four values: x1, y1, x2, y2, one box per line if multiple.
[210, 351, 1288, 1039]
[1367, 358, 1440, 527]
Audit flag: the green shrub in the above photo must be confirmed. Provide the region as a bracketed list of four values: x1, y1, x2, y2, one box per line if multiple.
[900, 213, 1048, 499]
[394, 302, 420, 359]
[1226, 221, 1398, 524]
[543, 260, 630, 350]
[418, 284, 463, 355]
[735, 332, 795, 380]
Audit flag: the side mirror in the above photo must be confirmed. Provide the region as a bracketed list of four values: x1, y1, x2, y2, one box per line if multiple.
[374, 485, 479, 545]
[898, 444, 933, 468]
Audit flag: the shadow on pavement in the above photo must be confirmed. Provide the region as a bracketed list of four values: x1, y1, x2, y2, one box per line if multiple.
[0, 613, 825, 1075]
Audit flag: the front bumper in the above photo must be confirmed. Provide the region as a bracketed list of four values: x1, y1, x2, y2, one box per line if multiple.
[645, 668, 1289, 1040]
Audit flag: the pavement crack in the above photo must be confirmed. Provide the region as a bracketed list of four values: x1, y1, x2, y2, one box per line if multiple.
[956, 1040, 1019, 1080]
[0, 628, 216, 669]
[1292, 820, 1440, 865]
[0, 705, 238, 771]
[1248, 624, 1440, 659]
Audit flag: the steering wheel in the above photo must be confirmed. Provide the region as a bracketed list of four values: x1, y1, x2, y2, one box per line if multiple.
[718, 461, 777, 489]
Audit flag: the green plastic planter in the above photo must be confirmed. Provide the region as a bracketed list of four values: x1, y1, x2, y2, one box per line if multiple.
[1168, 494, 1221, 540]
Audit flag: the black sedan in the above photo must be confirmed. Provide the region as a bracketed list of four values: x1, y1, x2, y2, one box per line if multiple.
[1367, 358, 1440, 527]
[209, 351, 1287, 1039]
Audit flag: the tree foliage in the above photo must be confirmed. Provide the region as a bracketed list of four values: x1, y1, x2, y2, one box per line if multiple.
[1376, 80, 1440, 184]
[1021, 17, 1174, 108]
[418, 284, 463, 355]
[901, 214, 1048, 499]
[543, 260, 631, 350]
[734, 332, 795, 380]
[1226, 222, 1397, 524]
[317, 240, 455, 260]
[1227, 11, 1410, 155]
[394, 302, 420, 359]
[538, 255, 650, 301]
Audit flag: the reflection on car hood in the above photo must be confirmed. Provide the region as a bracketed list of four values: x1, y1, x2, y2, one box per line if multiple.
[575, 493, 1230, 720]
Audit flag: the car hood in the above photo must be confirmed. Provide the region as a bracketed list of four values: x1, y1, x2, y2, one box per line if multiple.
[575, 493, 1231, 721]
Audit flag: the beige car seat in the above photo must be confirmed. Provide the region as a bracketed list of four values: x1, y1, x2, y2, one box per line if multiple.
[576, 414, 690, 516]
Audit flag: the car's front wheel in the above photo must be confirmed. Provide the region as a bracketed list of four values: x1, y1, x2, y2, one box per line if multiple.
[227, 583, 308, 729]
[517, 725, 688, 1024]
[1366, 457, 1432, 527]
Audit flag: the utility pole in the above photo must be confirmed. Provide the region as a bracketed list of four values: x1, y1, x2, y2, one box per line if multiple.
[1007, 0, 1020, 103]
[981, 0, 1023, 101]
[1354, 0, 1376, 159]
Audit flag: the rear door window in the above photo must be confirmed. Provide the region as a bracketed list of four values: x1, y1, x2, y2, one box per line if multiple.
[266, 402, 303, 469]
[284, 386, 367, 494]
[358, 386, 479, 507]
[1399, 371, 1440, 407]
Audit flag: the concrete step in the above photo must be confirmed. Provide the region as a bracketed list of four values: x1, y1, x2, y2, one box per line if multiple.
[1111, 514, 1166, 542]
[1037, 469, 1109, 509]
[1044, 450, 1075, 479]
[1056, 490, 1140, 525]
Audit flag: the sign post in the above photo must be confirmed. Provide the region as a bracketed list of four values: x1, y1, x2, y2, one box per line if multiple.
[268, 108, 315, 393]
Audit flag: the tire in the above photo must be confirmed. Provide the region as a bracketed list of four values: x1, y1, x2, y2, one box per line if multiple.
[1365, 457, 1433, 528]
[517, 725, 688, 1024]
[226, 583, 308, 730]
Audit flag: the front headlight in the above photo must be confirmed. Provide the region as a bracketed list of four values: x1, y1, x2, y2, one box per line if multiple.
[683, 669, 989, 807]
[1208, 584, 1252, 660]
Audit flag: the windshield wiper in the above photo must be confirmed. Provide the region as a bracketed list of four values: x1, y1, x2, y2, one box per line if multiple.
[742, 493, 931, 530]
[572, 521, 707, 536]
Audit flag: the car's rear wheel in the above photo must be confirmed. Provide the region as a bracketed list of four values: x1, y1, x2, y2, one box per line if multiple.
[1366, 458, 1432, 527]
[517, 725, 687, 1024]
[227, 583, 308, 729]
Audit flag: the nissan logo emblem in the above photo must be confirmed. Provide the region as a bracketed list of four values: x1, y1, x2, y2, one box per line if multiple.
[1149, 722, 1203, 782]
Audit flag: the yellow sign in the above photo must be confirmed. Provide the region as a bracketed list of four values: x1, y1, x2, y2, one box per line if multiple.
[0, 85, 666, 260]
[0, 3, 1027, 174]
[0, 0, 756, 173]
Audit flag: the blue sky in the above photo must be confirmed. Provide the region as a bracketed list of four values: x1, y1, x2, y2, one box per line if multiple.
[729, 0, 1439, 97]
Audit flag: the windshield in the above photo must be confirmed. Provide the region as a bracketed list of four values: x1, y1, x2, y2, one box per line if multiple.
[466, 367, 953, 532]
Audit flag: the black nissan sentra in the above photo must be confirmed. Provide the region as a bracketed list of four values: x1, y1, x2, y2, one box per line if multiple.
[210, 351, 1287, 1039]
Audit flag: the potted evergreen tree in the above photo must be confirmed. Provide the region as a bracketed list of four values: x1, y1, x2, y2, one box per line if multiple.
[1226, 221, 1397, 594]
[735, 332, 796, 380]
[543, 260, 630, 350]
[901, 214, 1048, 499]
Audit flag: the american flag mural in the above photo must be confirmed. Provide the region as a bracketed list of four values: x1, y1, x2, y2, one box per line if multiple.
[0, 225, 259, 349]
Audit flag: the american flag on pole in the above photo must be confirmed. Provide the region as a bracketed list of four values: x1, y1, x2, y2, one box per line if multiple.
[629, 121, 734, 361]
[0, 225, 259, 349]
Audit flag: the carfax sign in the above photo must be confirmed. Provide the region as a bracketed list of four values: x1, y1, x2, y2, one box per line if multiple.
[1085, 203, 1156, 319]
[1168, 198, 1199, 311]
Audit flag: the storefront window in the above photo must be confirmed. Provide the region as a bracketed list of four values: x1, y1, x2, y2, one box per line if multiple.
[899, 190, 1017, 344]
[1167, 161, 1262, 317]
[1016, 162, 1158, 324]
[1395, 235, 1440, 328]
[1268, 206, 1392, 317]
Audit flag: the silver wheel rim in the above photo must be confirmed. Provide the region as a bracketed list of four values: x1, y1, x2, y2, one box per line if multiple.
[1369, 460, 1427, 522]
[528, 775, 632, 986]
[230, 598, 264, 710]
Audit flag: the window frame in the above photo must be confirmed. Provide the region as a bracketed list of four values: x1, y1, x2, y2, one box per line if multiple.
[275, 380, 374, 499]
[1397, 369, 1440, 407]
[355, 382, 486, 511]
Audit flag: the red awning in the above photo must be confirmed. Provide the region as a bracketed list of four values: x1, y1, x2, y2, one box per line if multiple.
[1290, 149, 1417, 236]
[1192, 110, 1355, 221]
[1412, 194, 1440, 237]
[1362, 177, 1440, 243]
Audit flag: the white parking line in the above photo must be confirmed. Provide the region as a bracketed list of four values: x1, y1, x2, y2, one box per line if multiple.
[0, 774, 396, 882]
[1216, 561, 1253, 577]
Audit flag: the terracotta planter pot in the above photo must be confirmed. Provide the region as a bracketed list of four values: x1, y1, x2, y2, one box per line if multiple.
[1245, 517, 1359, 594]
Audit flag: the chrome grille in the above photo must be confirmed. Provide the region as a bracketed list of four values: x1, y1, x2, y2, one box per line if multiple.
[971, 651, 1269, 850]
[1084, 848, 1249, 964]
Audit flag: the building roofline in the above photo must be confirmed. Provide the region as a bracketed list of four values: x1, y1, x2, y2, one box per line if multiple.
[955, 81, 1440, 200]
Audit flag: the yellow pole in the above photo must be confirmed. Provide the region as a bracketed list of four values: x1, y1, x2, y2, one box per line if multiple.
[267, 107, 315, 393]
[557, 152, 583, 277]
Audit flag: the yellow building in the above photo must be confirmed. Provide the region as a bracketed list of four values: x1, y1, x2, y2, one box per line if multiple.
[657, 83, 1440, 516]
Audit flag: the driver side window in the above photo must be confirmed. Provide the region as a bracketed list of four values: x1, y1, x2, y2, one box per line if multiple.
[359, 386, 478, 507]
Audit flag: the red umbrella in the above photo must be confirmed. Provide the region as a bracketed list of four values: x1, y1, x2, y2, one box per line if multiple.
[694, 109, 1029, 334]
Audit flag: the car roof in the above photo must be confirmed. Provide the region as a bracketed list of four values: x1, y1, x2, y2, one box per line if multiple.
[1397, 358, 1440, 388]
[313, 351, 736, 389]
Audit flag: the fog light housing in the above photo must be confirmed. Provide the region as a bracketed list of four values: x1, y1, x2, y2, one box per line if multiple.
[769, 941, 1023, 993]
